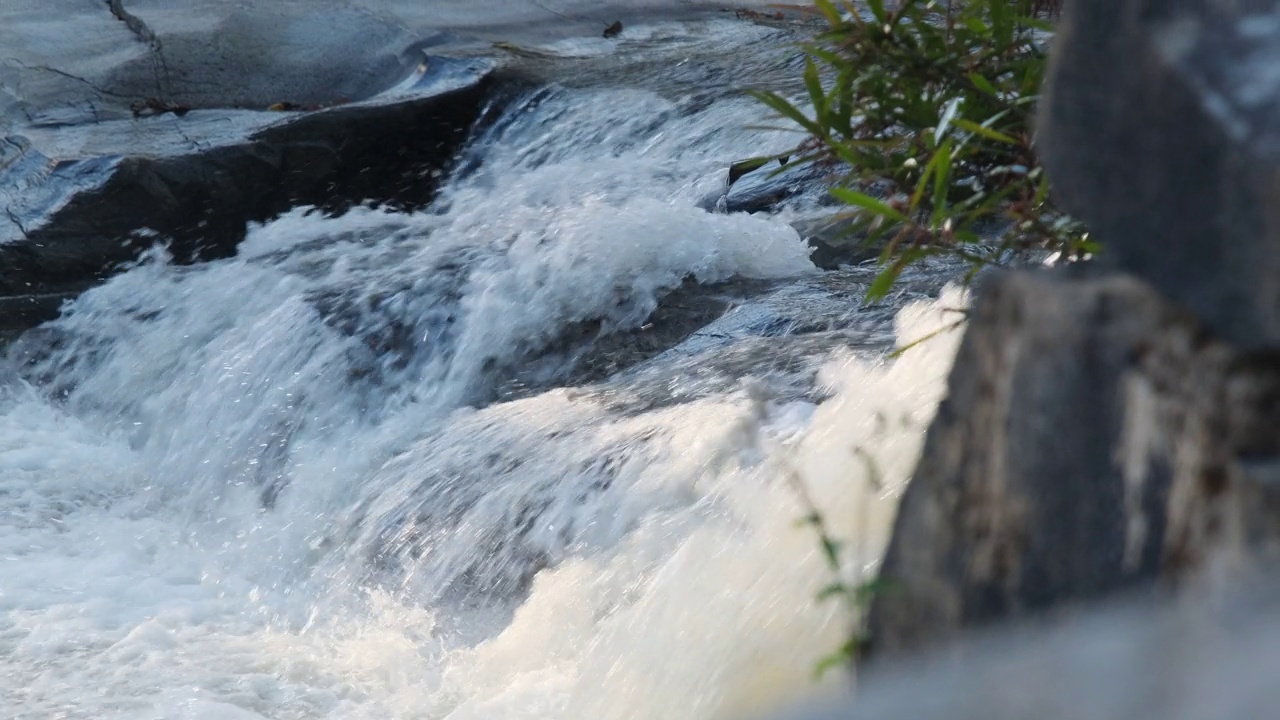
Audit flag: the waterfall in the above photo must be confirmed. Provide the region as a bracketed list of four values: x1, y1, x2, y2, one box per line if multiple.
[0, 17, 965, 720]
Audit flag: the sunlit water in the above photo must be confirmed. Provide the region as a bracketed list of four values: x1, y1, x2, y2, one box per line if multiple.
[0, 20, 965, 720]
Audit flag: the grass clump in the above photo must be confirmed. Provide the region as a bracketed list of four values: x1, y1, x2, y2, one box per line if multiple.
[752, 0, 1090, 297]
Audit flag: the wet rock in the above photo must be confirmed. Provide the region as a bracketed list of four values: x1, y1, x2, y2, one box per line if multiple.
[867, 268, 1280, 657]
[1, 0, 797, 126]
[0, 62, 497, 328]
[722, 157, 825, 214]
[2, 2, 424, 127]
[0, 292, 79, 345]
[792, 215, 876, 270]
[1039, 0, 1280, 349]
[553, 277, 778, 387]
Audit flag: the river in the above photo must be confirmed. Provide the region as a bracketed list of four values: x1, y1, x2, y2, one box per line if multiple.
[0, 14, 965, 720]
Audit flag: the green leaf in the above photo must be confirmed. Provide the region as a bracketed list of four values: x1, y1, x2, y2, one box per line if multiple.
[967, 72, 998, 96]
[963, 16, 992, 37]
[930, 140, 953, 225]
[804, 57, 826, 117]
[813, 639, 856, 679]
[1033, 171, 1052, 205]
[853, 446, 883, 491]
[1021, 16, 1055, 32]
[820, 536, 842, 567]
[853, 577, 897, 604]
[830, 187, 908, 223]
[816, 582, 848, 602]
[888, 318, 966, 359]
[749, 0, 1091, 304]
[1075, 237, 1102, 255]
[910, 146, 949, 213]
[804, 45, 845, 68]
[866, 0, 887, 23]
[794, 512, 822, 528]
[828, 142, 865, 168]
[988, 0, 1013, 48]
[867, 262, 904, 300]
[935, 97, 963, 143]
[833, 69, 854, 136]
[728, 156, 773, 187]
[748, 90, 823, 137]
[814, 0, 842, 25]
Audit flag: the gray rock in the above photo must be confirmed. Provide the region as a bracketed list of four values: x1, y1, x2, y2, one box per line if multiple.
[867, 269, 1280, 657]
[0, 0, 794, 335]
[791, 215, 876, 270]
[864, 0, 1280, 661]
[1, 0, 791, 124]
[1039, 0, 1280, 349]
[791, 584, 1280, 720]
[0, 59, 496, 328]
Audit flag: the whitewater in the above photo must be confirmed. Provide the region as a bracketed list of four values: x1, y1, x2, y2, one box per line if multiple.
[0, 19, 965, 720]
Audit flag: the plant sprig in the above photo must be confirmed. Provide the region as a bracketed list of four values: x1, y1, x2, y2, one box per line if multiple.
[752, 0, 1086, 298]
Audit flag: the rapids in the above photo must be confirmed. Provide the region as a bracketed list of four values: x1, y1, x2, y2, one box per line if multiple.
[0, 17, 966, 720]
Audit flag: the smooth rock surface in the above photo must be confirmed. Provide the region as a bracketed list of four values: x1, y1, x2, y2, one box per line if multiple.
[793, 584, 1280, 720]
[1, 61, 495, 305]
[0, 0, 801, 334]
[2, 0, 786, 124]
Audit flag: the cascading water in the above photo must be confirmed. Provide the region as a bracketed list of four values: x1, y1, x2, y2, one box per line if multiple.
[1, 19, 965, 720]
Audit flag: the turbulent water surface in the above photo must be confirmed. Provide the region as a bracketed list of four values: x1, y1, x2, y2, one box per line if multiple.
[0, 19, 965, 720]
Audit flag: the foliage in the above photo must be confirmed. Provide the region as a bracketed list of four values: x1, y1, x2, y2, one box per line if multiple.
[786, 448, 891, 678]
[751, 0, 1091, 298]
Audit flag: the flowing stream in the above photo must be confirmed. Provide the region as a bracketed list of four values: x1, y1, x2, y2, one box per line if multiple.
[0, 18, 965, 720]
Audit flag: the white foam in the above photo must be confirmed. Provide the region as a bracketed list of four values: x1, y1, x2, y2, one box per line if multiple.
[1, 38, 965, 716]
[0, 287, 965, 718]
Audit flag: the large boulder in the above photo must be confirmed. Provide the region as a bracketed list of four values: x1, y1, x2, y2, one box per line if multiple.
[0, 0, 792, 125]
[865, 0, 1280, 658]
[1038, 0, 1280, 349]
[0, 0, 794, 337]
[2, 66, 494, 276]
[867, 268, 1280, 656]
[0, 58, 496, 332]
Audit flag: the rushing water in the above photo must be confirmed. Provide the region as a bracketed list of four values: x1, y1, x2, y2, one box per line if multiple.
[0, 19, 965, 720]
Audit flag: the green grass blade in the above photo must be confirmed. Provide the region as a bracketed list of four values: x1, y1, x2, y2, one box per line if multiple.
[830, 187, 908, 223]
